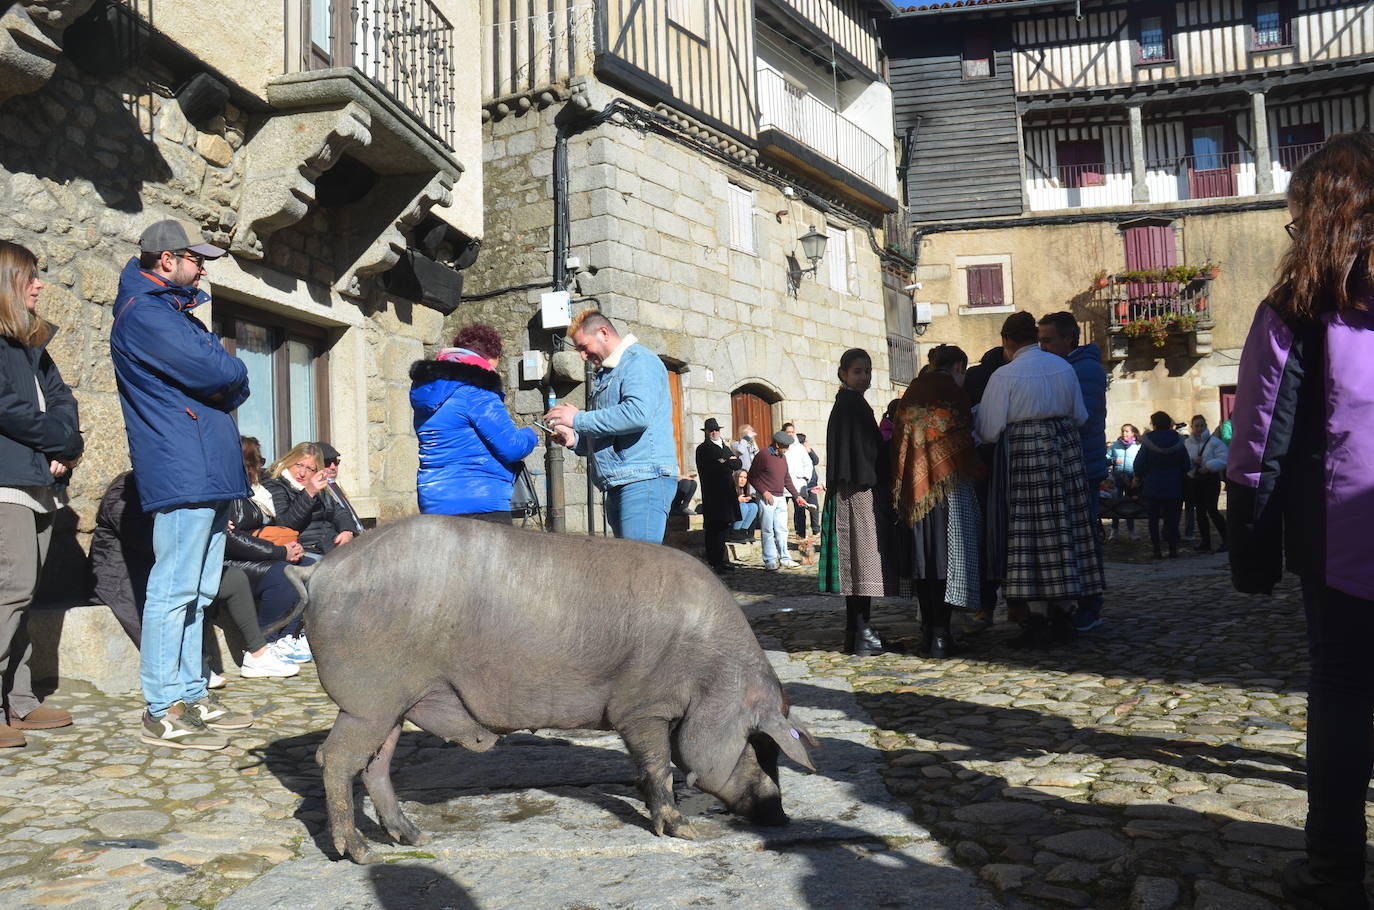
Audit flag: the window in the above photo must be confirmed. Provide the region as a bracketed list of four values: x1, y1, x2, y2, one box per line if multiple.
[1057, 138, 1107, 188]
[1135, 9, 1174, 63]
[966, 264, 1005, 308]
[212, 306, 331, 462]
[962, 32, 994, 79]
[726, 184, 755, 254]
[1278, 122, 1323, 170]
[1252, 0, 1291, 49]
[825, 224, 851, 294]
[667, 0, 705, 38]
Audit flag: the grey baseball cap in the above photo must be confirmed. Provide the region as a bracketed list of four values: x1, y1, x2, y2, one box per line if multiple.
[138, 219, 226, 258]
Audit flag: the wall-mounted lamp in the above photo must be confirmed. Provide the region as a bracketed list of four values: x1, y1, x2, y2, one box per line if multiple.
[786, 224, 829, 296]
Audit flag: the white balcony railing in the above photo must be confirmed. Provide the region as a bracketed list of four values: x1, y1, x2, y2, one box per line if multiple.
[756, 67, 896, 197]
[1027, 160, 1134, 211]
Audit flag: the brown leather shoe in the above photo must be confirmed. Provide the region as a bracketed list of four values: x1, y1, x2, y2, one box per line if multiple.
[0, 723, 25, 748]
[8, 705, 73, 730]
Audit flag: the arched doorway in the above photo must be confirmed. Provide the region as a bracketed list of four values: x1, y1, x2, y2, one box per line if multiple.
[731, 384, 778, 444]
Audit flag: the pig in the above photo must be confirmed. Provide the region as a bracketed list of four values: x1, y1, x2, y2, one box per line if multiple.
[271, 514, 816, 864]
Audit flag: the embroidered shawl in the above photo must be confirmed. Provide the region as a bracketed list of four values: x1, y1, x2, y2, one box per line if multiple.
[892, 368, 975, 525]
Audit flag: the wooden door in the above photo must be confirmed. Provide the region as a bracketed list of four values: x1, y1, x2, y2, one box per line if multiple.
[1219, 385, 1237, 423]
[1187, 124, 1234, 198]
[731, 388, 774, 446]
[1124, 224, 1177, 319]
[666, 368, 684, 474]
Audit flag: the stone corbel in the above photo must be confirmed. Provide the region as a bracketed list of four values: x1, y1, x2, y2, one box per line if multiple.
[335, 171, 455, 299]
[0, 4, 65, 105]
[230, 101, 372, 260]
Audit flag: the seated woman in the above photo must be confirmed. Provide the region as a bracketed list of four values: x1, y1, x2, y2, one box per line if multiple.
[410, 324, 538, 522]
[88, 471, 298, 683]
[729, 469, 760, 542]
[225, 437, 313, 670]
[262, 442, 352, 556]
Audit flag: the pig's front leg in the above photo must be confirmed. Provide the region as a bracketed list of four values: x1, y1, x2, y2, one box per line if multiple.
[620, 717, 698, 840]
[362, 722, 429, 848]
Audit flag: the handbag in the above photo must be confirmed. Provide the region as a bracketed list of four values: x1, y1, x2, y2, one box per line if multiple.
[254, 525, 300, 546]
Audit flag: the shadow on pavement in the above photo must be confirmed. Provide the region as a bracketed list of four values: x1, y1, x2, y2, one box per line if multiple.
[368, 863, 478, 910]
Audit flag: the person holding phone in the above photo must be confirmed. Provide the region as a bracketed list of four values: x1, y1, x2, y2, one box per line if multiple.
[262, 442, 351, 556]
[411, 324, 538, 524]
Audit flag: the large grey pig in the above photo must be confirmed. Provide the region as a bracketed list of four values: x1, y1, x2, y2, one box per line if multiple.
[272, 514, 816, 864]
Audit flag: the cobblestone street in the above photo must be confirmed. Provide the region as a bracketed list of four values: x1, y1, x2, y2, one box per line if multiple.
[0, 538, 1345, 909]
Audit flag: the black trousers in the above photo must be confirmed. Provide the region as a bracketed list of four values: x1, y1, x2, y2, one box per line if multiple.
[703, 519, 730, 568]
[1188, 474, 1227, 548]
[793, 492, 821, 535]
[1145, 496, 1182, 552]
[1301, 578, 1374, 881]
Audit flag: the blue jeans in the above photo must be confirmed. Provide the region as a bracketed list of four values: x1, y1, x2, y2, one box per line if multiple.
[758, 495, 790, 567]
[141, 502, 229, 717]
[733, 500, 759, 533]
[605, 475, 675, 543]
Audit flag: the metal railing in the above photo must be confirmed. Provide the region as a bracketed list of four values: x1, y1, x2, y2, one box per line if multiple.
[1146, 149, 1253, 201]
[756, 67, 897, 197]
[1027, 159, 1133, 210]
[1253, 17, 1292, 50]
[1278, 141, 1323, 172]
[887, 333, 917, 386]
[292, 1, 455, 146]
[1105, 278, 1211, 330]
[481, 2, 596, 101]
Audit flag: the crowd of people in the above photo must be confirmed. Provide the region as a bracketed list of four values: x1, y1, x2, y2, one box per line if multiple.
[0, 132, 1370, 909]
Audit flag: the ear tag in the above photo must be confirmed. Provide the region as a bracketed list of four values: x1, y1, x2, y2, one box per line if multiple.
[790, 728, 800, 739]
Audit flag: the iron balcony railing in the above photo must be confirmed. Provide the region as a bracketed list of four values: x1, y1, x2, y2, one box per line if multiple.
[297, 0, 455, 146]
[481, 2, 595, 101]
[1027, 159, 1133, 211]
[887, 333, 917, 387]
[1278, 140, 1323, 172]
[756, 67, 897, 197]
[1147, 149, 1255, 201]
[1105, 278, 1212, 330]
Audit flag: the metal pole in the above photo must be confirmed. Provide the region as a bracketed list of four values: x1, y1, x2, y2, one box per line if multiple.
[544, 384, 566, 533]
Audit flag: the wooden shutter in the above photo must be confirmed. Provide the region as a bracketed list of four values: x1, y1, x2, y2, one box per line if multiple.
[667, 368, 684, 474]
[967, 264, 1003, 307]
[1058, 139, 1106, 187]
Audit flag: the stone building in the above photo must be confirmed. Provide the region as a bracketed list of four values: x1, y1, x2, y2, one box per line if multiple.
[474, 0, 913, 532]
[0, 0, 481, 600]
[883, 0, 1374, 432]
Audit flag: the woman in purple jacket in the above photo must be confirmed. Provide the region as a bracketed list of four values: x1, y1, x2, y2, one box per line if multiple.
[1227, 132, 1374, 910]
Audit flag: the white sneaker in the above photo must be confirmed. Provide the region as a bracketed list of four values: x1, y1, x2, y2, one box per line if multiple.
[268, 638, 307, 665]
[285, 633, 313, 662]
[779, 559, 801, 568]
[241, 648, 300, 679]
[207, 671, 226, 690]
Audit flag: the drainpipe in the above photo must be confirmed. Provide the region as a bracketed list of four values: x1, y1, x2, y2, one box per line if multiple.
[549, 102, 617, 535]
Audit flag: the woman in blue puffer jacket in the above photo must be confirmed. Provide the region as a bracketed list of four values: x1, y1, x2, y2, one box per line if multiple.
[410, 324, 538, 523]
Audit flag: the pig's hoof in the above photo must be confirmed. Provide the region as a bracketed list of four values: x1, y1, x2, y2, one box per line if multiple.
[667, 822, 700, 841]
[397, 828, 430, 847]
[654, 811, 699, 840]
[336, 833, 379, 865]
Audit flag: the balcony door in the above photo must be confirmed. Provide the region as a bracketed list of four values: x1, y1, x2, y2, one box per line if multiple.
[1187, 124, 1234, 199]
[1123, 223, 1177, 320]
[303, 0, 353, 70]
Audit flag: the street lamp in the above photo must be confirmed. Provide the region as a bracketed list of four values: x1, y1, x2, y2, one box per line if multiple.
[797, 225, 827, 276]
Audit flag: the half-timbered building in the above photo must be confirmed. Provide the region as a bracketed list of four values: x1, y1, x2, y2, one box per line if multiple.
[476, 0, 914, 531]
[884, 0, 1373, 431]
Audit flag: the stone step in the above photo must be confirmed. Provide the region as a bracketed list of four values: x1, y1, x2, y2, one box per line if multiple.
[27, 600, 252, 697]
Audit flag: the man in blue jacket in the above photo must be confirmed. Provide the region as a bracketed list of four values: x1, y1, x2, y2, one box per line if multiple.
[110, 220, 254, 752]
[544, 309, 678, 543]
[1039, 311, 1109, 631]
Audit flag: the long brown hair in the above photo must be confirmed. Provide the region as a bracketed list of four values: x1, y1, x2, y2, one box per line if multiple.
[1270, 132, 1374, 319]
[0, 241, 45, 345]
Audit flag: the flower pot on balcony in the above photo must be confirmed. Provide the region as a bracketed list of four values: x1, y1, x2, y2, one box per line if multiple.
[1115, 300, 1129, 320]
[1095, 276, 1110, 289]
[1202, 266, 1220, 280]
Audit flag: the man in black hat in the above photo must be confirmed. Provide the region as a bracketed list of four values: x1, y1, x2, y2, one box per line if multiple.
[315, 442, 364, 537]
[694, 419, 742, 574]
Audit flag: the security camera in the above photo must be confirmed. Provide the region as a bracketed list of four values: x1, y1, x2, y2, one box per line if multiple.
[904, 282, 922, 291]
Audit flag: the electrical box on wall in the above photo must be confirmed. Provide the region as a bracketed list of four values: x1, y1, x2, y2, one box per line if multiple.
[914, 301, 933, 325]
[540, 291, 572, 329]
[520, 350, 548, 383]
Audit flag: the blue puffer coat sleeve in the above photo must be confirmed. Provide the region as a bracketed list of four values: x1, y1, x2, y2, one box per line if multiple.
[410, 359, 538, 515]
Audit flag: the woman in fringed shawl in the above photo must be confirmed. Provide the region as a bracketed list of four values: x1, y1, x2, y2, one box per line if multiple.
[819, 348, 899, 656]
[892, 345, 979, 658]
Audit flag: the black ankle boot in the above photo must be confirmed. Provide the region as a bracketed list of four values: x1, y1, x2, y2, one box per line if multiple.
[1282, 856, 1370, 910]
[844, 599, 877, 657]
[1048, 606, 1077, 645]
[1009, 614, 1051, 649]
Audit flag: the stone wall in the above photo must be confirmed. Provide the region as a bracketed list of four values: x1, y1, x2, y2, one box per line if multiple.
[0, 55, 444, 600]
[910, 207, 1288, 432]
[466, 96, 899, 532]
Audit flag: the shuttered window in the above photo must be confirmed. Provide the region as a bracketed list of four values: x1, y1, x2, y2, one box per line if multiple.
[727, 184, 754, 254]
[1057, 139, 1106, 187]
[966, 264, 1005, 308]
[962, 32, 993, 79]
[826, 224, 851, 295]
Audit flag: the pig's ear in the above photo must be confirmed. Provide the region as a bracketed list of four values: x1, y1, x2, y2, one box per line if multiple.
[758, 714, 817, 771]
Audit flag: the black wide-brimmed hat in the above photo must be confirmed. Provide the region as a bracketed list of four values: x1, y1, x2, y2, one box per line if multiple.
[702, 418, 722, 433]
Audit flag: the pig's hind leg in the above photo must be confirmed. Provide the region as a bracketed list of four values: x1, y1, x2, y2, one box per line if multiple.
[318, 710, 399, 864]
[362, 722, 429, 848]
[619, 717, 698, 840]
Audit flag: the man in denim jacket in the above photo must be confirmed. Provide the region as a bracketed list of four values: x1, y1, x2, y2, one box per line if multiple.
[545, 310, 678, 543]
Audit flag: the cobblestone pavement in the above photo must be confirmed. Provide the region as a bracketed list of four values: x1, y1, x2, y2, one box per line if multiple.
[0, 533, 1353, 909]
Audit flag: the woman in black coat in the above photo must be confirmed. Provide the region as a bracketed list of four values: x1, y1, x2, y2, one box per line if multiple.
[0, 242, 82, 746]
[694, 418, 742, 573]
[262, 442, 352, 556]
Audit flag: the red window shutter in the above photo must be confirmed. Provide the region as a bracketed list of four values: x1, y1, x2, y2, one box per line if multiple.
[987, 265, 1004, 305]
[967, 266, 983, 306]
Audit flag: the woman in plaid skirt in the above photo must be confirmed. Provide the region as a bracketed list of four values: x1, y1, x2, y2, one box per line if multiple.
[819, 348, 898, 656]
